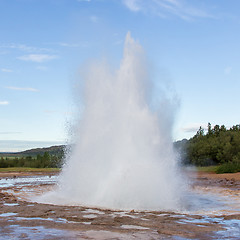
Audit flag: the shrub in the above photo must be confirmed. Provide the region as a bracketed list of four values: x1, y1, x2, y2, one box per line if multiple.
[216, 162, 240, 174]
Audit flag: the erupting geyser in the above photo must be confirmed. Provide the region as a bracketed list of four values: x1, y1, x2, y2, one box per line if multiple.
[46, 32, 186, 210]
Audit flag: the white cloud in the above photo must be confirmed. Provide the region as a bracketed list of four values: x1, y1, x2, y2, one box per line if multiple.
[17, 54, 58, 63]
[123, 0, 140, 12]
[59, 42, 78, 47]
[122, 0, 213, 20]
[58, 42, 88, 47]
[0, 43, 52, 53]
[224, 66, 232, 75]
[1, 68, 12, 73]
[6, 86, 39, 92]
[181, 126, 200, 133]
[0, 101, 9, 105]
[181, 123, 207, 133]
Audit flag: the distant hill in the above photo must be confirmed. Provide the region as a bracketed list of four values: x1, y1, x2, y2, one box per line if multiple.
[0, 145, 65, 158]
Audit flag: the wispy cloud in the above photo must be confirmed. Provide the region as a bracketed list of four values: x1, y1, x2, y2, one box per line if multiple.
[58, 42, 88, 47]
[181, 123, 207, 133]
[123, 0, 140, 12]
[0, 43, 52, 53]
[1, 68, 12, 73]
[122, 0, 214, 20]
[6, 86, 39, 92]
[0, 101, 9, 105]
[17, 54, 58, 63]
[45, 41, 89, 48]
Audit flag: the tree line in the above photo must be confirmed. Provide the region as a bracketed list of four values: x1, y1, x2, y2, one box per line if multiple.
[176, 123, 240, 172]
[0, 151, 64, 168]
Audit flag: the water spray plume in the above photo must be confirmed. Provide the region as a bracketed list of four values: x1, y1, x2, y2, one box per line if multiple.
[45, 32, 186, 210]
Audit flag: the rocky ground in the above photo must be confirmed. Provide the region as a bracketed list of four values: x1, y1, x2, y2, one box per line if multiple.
[0, 171, 240, 239]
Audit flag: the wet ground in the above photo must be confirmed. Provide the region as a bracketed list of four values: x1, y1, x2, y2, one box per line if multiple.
[0, 171, 240, 239]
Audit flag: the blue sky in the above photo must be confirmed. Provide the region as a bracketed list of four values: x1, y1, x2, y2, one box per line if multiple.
[1, 0, 240, 151]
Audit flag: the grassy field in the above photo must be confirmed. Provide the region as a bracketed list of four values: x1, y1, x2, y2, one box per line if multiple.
[0, 156, 35, 160]
[0, 166, 218, 173]
[0, 167, 60, 172]
[196, 165, 240, 174]
[196, 166, 219, 173]
[0, 165, 238, 174]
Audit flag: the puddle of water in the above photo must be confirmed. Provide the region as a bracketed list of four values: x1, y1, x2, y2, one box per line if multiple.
[0, 175, 58, 188]
[15, 216, 68, 223]
[0, 212, 18, 217]
[3, 203, 19, 206]
[0, 224, 166, 240]
[83, 214, 98, 218]
[82, 209, 105, 215]
[181, 216, 220, 224]
[0, 224, 76, 240]
[1, 175, 240, 239]
[5, 175, 238, 217]
[79, 230, 161, 240]
[216, 219, 240, 239]
[112, 211, 141, 219]
[180, 187, 240, 216]
[121, 224, 150, 230]
[157, 213, 169, 216]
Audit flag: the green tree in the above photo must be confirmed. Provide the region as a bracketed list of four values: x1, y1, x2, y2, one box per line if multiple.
[42, 152, 51, 168]
[207, 122, 213, 136]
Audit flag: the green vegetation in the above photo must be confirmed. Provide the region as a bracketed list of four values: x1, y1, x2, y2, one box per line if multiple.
[216, 162, 240, 174]
[0, 167, 60, 172]
[2, 126, 240, 174]
[176, 123, 240, 173]
[196, 166, 219, 172]
[0, 146, 65, 169]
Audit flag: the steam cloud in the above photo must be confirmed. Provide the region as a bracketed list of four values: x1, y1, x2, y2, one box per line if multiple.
[43, 32, 186, 211]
